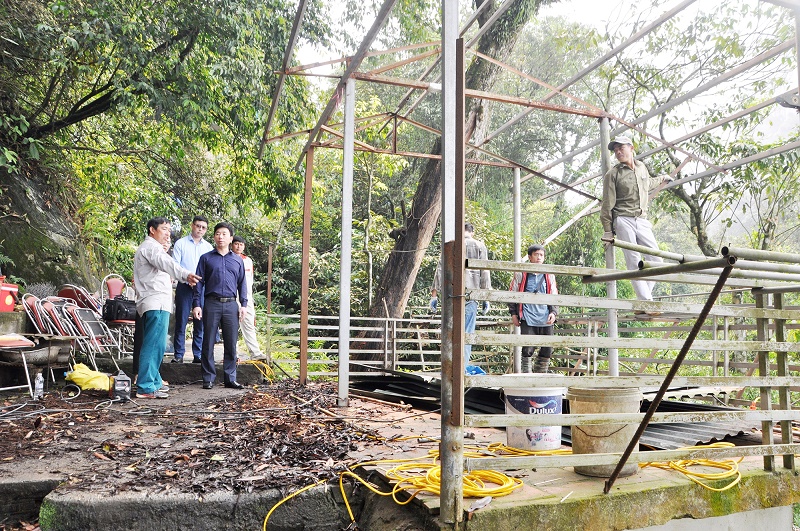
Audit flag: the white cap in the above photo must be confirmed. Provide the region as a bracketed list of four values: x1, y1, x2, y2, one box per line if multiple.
[608, 135, 633, 150]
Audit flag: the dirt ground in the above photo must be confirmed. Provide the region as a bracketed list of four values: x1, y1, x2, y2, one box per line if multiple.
[0, 377, 436, 531]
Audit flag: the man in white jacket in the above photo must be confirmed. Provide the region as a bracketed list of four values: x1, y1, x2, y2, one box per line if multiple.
[133, 217, 201, 398]
[232, 235, 265, 360]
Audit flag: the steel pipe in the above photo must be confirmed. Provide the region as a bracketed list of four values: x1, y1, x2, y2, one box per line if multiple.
[607, 237, 704, 262]
[604, 265, 734, 493]
[640, 260, 800, 283]
[584, 257, 735, 283]
[722, 246, 800, 265]
[601, 117, 619, 376]
[669, 138, 800, 188]
[537, 39, 795, 176]
[481, 0, 700, 149]
[643, 258, 800, 275]
[752, 284, 800, 295]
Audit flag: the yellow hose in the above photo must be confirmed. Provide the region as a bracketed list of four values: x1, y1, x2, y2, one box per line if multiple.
[263, 441, 744, 528]
[640, 442, 743, 492]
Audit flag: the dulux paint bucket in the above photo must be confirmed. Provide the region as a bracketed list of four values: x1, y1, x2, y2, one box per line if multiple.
[504, 386, 565, 451]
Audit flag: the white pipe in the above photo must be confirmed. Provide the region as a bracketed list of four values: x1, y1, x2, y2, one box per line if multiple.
[337, 78, 355, 407]
[513, 166, 521, 372]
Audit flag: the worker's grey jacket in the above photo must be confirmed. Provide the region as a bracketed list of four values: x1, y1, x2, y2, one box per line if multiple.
[600, 160, 664, 233]
[432, 235, 491, 292]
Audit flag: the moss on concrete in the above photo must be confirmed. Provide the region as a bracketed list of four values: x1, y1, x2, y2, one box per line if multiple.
[38, 499, 56, 531]
[463, 468, 800, 530]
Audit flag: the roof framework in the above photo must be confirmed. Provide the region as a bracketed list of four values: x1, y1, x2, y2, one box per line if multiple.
[263, 0, 800, 382]
[258, 0, 800, 522]
[261, 0, 799, 206]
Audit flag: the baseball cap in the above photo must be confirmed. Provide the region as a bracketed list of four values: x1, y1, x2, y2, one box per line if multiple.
[608, 135, 634, 150]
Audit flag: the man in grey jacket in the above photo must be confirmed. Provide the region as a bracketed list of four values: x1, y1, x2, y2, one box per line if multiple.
[133, 217, 201, 398]
[431, 222, 492, 369]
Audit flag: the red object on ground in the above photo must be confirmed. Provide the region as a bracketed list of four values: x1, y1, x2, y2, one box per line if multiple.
[0, 277, 18, 312]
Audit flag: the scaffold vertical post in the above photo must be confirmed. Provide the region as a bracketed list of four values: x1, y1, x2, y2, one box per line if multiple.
[599, 117, 619, 375]
[755, 292, 774, 471]
[774, 293, 795, 471]
[512, 166, 522, 372]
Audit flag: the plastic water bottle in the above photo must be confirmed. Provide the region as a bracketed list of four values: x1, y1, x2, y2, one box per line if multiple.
[34, 371, 44, 400]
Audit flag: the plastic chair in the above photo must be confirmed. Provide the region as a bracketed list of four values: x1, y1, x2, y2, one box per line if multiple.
[99, 274, 135, 354]
[58, 284, 102, 315]
[22, 294, 49, 334]
[18, 296, 78, 381]
[101, 274, 128, 302]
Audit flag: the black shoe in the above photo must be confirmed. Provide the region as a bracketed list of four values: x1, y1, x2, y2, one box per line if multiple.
[224, 381, 244, 389]
[171, 358, 183, 364]
[202, 381, 213, 390]
[192, 358, 201, 364]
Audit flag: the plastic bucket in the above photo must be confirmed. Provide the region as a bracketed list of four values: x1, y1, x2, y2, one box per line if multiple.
[504, 387, 565, 451]
[566, 387, 643, 477]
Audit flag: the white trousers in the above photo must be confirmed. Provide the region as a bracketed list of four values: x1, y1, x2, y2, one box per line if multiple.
[614, 216, 662, 301]
[238, 305, 263, 357]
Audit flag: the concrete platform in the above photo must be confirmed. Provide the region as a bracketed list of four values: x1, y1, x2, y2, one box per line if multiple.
[348, 408, 800, 530]
[2, 356, 799, 530]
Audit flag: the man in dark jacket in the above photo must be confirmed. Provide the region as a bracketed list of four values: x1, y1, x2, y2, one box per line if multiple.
[192, 222, 247, 390]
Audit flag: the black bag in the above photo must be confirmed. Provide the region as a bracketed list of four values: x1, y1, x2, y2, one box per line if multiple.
[103, 296, 137, 321]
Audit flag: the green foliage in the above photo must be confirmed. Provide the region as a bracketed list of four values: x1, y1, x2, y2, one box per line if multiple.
[0, 0, 331, 273]
[715, 137, 800, 251]
[0, 242, 15, 275]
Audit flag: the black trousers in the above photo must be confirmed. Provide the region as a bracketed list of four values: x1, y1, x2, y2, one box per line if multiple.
[520, 323, 553, 359]
[200, 298, 239, 384]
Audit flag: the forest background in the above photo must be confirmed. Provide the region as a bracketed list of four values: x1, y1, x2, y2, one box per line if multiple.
[0, 0, 798, 324]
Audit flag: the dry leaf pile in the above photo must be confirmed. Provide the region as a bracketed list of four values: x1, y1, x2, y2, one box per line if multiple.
[0, 381, 388, 495]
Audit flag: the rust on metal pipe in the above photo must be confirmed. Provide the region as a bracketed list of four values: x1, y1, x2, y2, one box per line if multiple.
[604, 265, 734, 493]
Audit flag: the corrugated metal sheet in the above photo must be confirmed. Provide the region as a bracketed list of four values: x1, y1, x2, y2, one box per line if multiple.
[350, 374, 759, 450]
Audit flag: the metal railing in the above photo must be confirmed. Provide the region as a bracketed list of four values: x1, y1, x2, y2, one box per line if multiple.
[453, 250, 799, 490]
[260, 246, 800, 515]
[263, 308, 800, 385]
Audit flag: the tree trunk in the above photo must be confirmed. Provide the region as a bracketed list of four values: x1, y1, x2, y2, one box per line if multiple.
[354, 0, 543, 360]
[670, 186, 717, 257]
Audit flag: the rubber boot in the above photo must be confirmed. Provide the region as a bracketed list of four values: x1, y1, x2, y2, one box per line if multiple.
[520, 356, 532, 374]
[533, 356, 550, 373]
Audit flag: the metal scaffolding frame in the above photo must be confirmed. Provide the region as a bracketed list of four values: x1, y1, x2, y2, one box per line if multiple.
[257, 0, 799, 525]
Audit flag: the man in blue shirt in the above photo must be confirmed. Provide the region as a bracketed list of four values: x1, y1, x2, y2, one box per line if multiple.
[508, 244, 559, 373]
[192, 222, 247, 389]
[171, 215, 213, 363]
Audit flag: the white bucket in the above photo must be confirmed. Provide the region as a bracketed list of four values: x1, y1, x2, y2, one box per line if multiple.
[504, 387, 565, 451]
